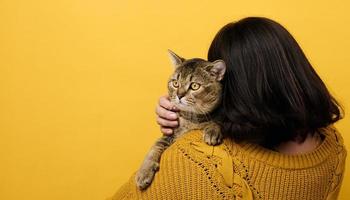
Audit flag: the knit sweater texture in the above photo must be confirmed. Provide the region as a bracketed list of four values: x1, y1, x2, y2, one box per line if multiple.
[111, 127, 346, 200]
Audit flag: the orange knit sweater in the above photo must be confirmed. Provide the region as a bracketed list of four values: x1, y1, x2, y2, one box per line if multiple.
[110, 127, 346, 200]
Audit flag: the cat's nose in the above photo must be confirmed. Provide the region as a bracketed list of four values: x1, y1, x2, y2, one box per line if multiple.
[177, 94, 185, 99]
[177, 90, 186, 99]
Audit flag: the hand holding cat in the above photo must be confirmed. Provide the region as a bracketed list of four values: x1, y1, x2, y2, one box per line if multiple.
[156, 95, 179, 135]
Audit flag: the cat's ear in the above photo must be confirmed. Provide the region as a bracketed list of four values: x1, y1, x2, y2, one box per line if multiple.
[207, 60, 226, 81]
[168, 49, 185, 68]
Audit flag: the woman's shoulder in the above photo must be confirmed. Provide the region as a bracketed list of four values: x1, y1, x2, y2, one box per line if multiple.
[170, 127, 347, 166]
[163, 130, 253, 199]
[110, 130, 239, 200]
[110, 128, 347, 200]
[170, 129, 204, 145]
[172, 127, 347, 176]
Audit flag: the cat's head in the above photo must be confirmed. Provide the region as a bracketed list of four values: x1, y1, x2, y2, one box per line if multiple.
[167, 50, 226, 114]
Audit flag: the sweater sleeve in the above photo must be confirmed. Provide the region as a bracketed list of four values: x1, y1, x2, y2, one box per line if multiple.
[109, 130, 236, 200]
[326, 130, 347, 200]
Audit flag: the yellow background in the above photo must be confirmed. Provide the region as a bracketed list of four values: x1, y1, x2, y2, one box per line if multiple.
[0, 0, 349, 199]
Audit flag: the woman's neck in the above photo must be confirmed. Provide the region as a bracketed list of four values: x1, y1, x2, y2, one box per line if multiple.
[274, 133, 323, 155]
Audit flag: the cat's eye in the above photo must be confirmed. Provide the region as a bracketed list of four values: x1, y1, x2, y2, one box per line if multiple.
[172, 80, 179, 88]
[190, 83, 200, 90]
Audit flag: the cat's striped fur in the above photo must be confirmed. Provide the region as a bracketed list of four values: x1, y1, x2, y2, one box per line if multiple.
[135, 50, 226, 190]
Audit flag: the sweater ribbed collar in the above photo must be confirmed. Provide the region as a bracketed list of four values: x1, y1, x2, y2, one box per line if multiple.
[224, 128, 337, 169]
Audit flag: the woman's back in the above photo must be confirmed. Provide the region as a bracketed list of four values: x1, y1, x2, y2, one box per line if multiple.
[112, 17, 346, 200]
[111, 127, 346, 200]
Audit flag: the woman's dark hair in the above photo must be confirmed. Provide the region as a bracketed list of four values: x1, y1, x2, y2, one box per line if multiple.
[208, 17, 343, 147]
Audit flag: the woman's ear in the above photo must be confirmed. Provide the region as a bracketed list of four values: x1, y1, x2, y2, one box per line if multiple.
[208, 60, 226, 81]
[167, 49, 185, 68]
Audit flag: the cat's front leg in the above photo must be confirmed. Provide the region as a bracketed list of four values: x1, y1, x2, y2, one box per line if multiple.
[135, 159, 160, 190]
[135, 135, 173, 190]
[203, 123, 223, 146]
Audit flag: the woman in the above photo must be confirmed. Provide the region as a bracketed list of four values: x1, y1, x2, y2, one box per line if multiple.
[111, 17, 346, 199]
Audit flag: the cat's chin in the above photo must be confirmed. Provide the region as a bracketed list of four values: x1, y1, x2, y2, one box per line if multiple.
[174, 104, 201, 114]
[172, 101, 206, 114]
[173, 103, 191, 112]
[173, 104, 186, 111]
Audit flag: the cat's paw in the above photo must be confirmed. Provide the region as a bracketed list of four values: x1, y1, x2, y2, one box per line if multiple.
[135, 160, 159, 190]
[203, 129, 223, 146]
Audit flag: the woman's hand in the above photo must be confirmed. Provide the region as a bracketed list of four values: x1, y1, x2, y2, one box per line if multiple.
[156, 95, 179, 135]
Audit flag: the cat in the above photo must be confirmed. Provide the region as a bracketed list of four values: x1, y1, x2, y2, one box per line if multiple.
[135, 50, 226, 190]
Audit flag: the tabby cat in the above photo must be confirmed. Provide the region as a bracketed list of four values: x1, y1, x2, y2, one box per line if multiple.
[135, 50, 226, 190]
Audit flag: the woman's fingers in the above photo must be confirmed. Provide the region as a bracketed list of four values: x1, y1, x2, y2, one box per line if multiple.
[159, 95, 179, 111]
[161, 127, 174, 135]
[156, 116, 178, 127]
[156, 95, 179, 135]
[156, 104, 178, 120]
